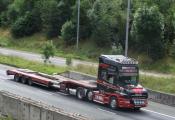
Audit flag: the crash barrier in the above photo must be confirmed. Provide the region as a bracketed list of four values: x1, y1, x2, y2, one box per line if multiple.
[62, 71, 175, 107]
[0, 91, 88, 120]
[148, 89, 175, 107]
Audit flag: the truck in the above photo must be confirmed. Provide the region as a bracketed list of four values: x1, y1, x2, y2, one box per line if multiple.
[6, 55, 148, 110]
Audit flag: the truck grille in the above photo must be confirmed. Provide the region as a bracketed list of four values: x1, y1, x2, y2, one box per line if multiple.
[130, 93, 148, 99]
[133, 99, 145, 105]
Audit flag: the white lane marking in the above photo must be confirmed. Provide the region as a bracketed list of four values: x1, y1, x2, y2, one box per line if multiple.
[0, 79, 5, 82]
[97, 108, 116, 115]
[143, 109, 175, 119]
[36, 90, 52, 96]
[55, 91, 69, 96]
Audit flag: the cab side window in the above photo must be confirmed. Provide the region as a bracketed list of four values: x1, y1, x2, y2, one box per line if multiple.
[107, 75, 114, 84]
[101, 70, 107, 80]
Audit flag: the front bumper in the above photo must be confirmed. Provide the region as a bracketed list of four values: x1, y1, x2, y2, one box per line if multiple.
[118, 98, 148, 108]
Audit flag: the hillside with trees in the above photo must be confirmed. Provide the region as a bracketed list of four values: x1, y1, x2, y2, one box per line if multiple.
[1, 0, 175, 63]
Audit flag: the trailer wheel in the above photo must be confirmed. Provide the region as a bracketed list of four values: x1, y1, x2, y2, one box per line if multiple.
[76, 87, 85, 100]
[14, 74, 20, 82]
[21, 77, 27, 84]
[109, 97, 118, 110]
[28, 79, 33, 86]
[134, 107, 140, 111]
[86, 90, 93, 101]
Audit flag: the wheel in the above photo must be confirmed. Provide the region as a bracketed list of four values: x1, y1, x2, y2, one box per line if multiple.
[14, 74, 20, 82]
[134, 107, 140, 111]
[86, 90, 93, 101]
[109, 97, 118, 110]
[21, 77, 27, 84]
[28, 78, 33, 86]
[76, 87, 85, 100]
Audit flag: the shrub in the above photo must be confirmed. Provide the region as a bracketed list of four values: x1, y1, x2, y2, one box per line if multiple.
[11, 11, 41, 38]
[61, 21, 76, 45]
[131, 5, 165, 60]
[0, 12, 9, 27]
[42, 41, 56, 63]
[66, 55, 72, 66]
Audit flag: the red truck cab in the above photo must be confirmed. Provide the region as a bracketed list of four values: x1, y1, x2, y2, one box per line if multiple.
[93, 55, 148, 110]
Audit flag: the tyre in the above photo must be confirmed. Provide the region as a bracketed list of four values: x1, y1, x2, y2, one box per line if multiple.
[86, 90, 93, 101]
[14, 74, 20, 82]
[109, 97, 118, 110]
[21, 77, 27, 84]
[76, 87, 85, 100]
[28, 78, 33, 86]
[134, 107, 140, 111]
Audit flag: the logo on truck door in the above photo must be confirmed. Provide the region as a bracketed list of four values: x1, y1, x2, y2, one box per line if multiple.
[94, 95, 103, 101]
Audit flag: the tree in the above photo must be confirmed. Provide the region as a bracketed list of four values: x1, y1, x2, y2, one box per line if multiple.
[0, 0, 13, 26]
[61, 21, 76, 45]
[131, 5, 165, 60]
[40, 0, 75, 38]
[11, 11, 41, 38]
[42, 41, 56, 63]
[71, 0, 94, 40]
[88, 0, 125, 47]
[0, 0, 12, 13]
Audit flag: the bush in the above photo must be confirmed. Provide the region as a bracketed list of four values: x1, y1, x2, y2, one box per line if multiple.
[111, 44, 123, 55]
[0, 12, 9, 27]
[87, 0, 125, 47]
[40, 0, 74, 38]
[61, 21, 76, 45]
[6, 5, 19, 24]
[42, 41, 56, 63]
[66, 55, 72, 66]
[131, 5, 165, 60]
[11, 11, 41, 38]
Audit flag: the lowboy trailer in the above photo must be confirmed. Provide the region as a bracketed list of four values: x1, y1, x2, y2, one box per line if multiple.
[7, 55, 148, 110]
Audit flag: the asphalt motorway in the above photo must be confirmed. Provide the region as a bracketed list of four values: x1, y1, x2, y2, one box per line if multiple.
[0, 64, 175, 120]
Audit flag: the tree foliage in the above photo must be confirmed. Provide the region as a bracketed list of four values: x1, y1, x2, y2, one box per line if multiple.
[88, 0, 125, 47]
[11, 11, 41, 38]
[131, 5, 165, 60]
[1, 0, 175, 61]
[42, 41, 56, 63]
[61, 21, 76, 45]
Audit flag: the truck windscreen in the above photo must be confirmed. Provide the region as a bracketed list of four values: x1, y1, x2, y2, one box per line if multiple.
[118, 76, 138, 86]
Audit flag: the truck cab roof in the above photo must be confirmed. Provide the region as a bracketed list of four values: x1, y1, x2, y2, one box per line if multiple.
[99, 55, 138, 66]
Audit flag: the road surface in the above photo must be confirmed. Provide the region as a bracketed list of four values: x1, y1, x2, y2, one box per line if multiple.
[0, 64, 175, 120]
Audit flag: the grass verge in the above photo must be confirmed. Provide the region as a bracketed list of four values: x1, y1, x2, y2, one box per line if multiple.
[140, 75, 175, 94]
[0, 116, 13, 120]
[71, 64, 98, 76]
[0, 29, 103, 61]
[0, 55, 66, 74]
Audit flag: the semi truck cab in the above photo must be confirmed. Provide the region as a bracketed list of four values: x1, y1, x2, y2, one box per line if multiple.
[94, 55, 148, 110]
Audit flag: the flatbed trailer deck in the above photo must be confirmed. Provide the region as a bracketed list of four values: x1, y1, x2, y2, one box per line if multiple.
[7, 69, 97, 88]
[7, 69, 98, 100]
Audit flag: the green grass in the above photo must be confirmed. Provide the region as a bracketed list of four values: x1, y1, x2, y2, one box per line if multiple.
[0, 116, 13, 120]
[140, 59, 175, 74]
[140, 75, 175, 94]
[72, 64, 98, 76]
[0, 28, 105, 62]
[130, 53, 175, 74]
[0, 55, 66, 74]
